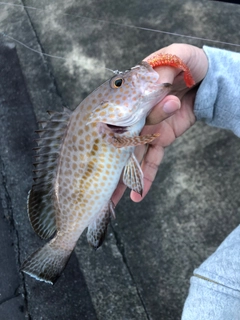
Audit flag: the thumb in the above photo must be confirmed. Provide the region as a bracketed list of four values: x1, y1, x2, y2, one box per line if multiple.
[146, 95, 181, 125]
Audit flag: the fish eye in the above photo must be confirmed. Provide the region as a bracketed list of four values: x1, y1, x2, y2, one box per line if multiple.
[111, 77, 124, 89]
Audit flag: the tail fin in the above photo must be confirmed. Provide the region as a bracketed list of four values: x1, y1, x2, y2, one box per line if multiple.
[21, 242, 72, 284]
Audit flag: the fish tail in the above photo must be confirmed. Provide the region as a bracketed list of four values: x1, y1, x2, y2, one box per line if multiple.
[21, 238, 73, 284]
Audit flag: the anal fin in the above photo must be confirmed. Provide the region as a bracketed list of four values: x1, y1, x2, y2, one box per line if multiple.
[123, 153, 143, 195]
[87, 200, 115, 249]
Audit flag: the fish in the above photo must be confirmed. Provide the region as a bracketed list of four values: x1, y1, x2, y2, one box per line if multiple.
[21, 54, 194, 284]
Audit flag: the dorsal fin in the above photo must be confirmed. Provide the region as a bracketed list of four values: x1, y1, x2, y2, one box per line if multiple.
[28, 108, 72, 239]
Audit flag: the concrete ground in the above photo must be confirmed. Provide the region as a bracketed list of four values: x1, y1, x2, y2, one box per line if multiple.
[0, 0, 240, 319]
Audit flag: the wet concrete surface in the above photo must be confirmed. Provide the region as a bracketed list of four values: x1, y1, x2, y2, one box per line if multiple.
[0, 1, 240, 319]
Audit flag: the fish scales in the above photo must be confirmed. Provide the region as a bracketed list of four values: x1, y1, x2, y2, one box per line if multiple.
[55, 109, 130, 238]
[56, 87, 141, 234]
[22, 56, 194, 284]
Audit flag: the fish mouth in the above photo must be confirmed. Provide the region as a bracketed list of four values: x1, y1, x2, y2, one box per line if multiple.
[106, 124, 128, 134]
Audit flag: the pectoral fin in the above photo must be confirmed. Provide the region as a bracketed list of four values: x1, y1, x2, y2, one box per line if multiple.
[87, 200, 115, 249]
[123, 154, 143, 195]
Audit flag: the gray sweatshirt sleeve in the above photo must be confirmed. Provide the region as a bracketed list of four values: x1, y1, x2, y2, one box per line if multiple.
[182, 225, 240, 320]
[182, 47, 240, 320]
[194, 46, 240, 137]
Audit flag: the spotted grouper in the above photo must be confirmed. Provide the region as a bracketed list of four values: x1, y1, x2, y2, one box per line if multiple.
[21, 54, 194, 284]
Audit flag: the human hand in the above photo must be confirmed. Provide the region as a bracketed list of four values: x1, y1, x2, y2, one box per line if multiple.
[112, 43, 208, 205]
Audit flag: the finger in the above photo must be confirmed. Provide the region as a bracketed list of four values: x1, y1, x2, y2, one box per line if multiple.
[154, 65, 179, 84]
[146, 95, 181, 125]
[144, 44, 208, 84]
[130, 143, 165, 202]
[144, 54, 187, 86]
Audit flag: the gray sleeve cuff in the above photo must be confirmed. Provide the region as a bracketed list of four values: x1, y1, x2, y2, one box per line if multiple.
[194, 46, 240, 137]
[182, 276, 240, 320]
[182, 225, 240, 319]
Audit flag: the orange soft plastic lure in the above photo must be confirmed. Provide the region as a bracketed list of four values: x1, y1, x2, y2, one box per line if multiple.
[145, 53, 195, 88]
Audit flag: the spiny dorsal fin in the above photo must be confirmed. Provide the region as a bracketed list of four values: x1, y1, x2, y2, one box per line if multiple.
[28, 108, 72, 239]
[87, 200, 115, 249]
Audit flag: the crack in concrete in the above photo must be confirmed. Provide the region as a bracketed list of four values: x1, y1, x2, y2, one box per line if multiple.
[0, 156, 13, 223]
[16, 235, 32, 320]
[0, 284, 24, 306]
[0, 293, 21, 306]
[0, 155, 31, 319]
[110, 223, 151, 320]
[21, 0, 67, 109]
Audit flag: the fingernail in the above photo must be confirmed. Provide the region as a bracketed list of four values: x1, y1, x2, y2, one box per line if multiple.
[163, 100, 180, 114]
